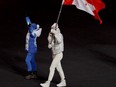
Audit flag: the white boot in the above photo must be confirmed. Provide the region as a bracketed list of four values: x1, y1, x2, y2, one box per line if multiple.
[40, 81, 50, 87]
[57, 80, 66, 87]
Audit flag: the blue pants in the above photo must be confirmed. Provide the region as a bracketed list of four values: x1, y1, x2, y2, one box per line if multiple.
[25, 52, 37, 72]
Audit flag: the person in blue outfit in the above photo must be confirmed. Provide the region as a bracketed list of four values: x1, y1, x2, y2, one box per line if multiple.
[25, 16, 42, 80]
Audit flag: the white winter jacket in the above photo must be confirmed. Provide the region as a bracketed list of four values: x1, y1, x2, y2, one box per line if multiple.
[48, 28, 64, 54]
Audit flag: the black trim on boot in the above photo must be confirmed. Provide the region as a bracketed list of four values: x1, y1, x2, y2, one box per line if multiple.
[25, 71, 33, 80]
[33, 71, 37, 75]
[31, 71, 38, 79]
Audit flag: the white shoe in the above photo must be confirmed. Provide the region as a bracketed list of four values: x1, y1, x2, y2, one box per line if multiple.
[40, 81, 50, 87]
[57, 80, 66, 87]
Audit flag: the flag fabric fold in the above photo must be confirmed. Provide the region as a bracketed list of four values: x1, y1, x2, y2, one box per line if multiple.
[63, 0, 105, 24]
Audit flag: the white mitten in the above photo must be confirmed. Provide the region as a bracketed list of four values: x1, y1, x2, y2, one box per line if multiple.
[51, 29, 56, 34]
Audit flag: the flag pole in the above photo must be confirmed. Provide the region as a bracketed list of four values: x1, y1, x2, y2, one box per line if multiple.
[50, 0, 64, 44]
[55, 0, 64, 29]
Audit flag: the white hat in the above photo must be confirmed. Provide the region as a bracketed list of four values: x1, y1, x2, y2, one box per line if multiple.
[51, 23, 58, 29]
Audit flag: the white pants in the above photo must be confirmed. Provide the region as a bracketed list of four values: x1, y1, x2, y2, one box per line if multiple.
[48, 52, 65, 81]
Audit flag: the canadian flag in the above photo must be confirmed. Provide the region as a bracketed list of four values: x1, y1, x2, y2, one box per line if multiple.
[63, 0, 105, 24]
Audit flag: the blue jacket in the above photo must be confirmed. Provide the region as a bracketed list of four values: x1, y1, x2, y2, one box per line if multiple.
[25, 23, 41, 53]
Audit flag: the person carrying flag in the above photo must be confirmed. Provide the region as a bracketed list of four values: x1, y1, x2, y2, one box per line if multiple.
[40, 23, 66, 87]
